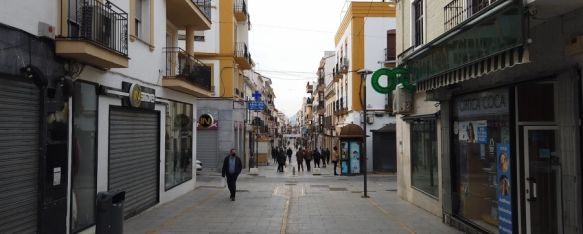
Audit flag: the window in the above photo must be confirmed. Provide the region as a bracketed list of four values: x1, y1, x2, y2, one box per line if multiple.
[71, 82, 98, 232]
[194, 31, 205, 41]
[413, 0, 424, 47]
[165, 101, 193, 190]
[134, 0, 150, 41]
[410, 119, 438, 197]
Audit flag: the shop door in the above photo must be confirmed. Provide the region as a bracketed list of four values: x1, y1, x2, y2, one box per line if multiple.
[197, 130, 218, 171]
[0, 77, 40, 233]
[523, 126, 562, 234]
[109, 108, 160, 218]
[373, 132, 396, 172]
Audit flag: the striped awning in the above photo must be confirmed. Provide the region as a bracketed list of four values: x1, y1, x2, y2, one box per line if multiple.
[416, 46, 530, 91]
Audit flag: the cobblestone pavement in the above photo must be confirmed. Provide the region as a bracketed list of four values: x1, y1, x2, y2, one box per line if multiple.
[125, 153, 460, 234]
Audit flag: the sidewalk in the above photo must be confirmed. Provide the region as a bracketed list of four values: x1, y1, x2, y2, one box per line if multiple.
[124, 153, 459, 234]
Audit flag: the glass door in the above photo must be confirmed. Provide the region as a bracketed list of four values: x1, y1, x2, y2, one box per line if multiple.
[523, 126, 562, 234]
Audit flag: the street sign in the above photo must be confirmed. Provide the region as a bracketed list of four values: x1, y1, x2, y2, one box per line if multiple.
[248, 101, 265, 111]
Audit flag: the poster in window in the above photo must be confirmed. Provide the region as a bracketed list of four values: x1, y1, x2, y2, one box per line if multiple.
[349, 141, 361, 174]
[476, 120, 488, 144]
[458, 121, 479, 143]
[496, 144, 512, 234]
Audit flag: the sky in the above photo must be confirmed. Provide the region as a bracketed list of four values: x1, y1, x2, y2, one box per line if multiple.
[249, 0, 361, 117]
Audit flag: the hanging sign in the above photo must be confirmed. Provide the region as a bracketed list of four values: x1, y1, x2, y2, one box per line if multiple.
[370, 67, 415, 94]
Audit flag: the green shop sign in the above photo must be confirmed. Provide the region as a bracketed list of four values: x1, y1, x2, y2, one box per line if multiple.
[404, 3, 523, 83]
[370, 67, 416, 94]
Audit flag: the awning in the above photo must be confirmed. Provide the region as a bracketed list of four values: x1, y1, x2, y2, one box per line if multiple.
[371, 124, 396, 133]
[416, 46, 529, 92]
[401, 111, 440, 122]
[338, 124, 364, 138]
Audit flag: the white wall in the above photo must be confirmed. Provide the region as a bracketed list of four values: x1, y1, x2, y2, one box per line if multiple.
[193, 0, 220, 54]
[365, 17, 396, 110]
[0, 0, 59, 36]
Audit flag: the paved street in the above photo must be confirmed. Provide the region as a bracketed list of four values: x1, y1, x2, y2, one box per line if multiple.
[124, 152, 458, 234]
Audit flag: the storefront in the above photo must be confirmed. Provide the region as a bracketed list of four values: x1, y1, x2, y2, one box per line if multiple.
[338, 124, 364, 175]
[444, 72, 582, 233]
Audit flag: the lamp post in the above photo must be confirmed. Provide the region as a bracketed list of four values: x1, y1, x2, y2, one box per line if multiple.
[357, 69, 373, 198]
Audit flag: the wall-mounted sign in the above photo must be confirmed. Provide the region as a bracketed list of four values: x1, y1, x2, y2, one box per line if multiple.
[454, 89, 509, 118]
[197, 113, 218, 130]
[122, 82, 156, 110]
[371, 67, 415, 94]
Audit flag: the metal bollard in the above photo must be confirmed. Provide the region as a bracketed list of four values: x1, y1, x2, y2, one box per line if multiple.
[293, 166, 296, 176]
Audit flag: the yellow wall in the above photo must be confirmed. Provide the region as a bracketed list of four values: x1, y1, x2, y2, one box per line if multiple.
[218, 0, 235, 97]
[351, 17, 364, 112]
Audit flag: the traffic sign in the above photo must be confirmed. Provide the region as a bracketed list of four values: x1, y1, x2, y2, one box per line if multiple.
[248, 101, 265, 111]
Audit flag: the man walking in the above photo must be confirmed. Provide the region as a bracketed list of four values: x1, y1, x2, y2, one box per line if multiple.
[277, 148, 287, 173]
[304, 148, 313, 172]
[222, 149, 242, 201]
[332, 146, 339, 176]
[286, 147, 293, 164]
[296, 147, 304, 172]
[313, 148, 321, 168]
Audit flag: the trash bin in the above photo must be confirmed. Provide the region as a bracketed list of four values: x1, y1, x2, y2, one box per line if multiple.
[96, 191, 125, 234]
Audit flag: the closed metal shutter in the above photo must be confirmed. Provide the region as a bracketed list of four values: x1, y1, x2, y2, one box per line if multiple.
[197, 130, 218, 171]
[0, 77, 39, 233]
[373, 132, 397, 172]
[109, 108, 159, 218]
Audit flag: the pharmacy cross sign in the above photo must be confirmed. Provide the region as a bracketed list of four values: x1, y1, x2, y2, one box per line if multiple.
[252, 90, 262, 101]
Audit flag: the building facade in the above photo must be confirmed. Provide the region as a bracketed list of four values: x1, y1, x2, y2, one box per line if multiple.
[396, 0, 583, 233]
[332, 2, 397, 173]
[0, 0, 213, 233]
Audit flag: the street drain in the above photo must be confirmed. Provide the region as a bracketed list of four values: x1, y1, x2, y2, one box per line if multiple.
[285, 183, 296, 186]
[329, 188, 347, 191]
[236, 190, 249, 192]
[386, 189, 397, 192]
[310, 185, 329, 188]
[351, 191, 376, 193]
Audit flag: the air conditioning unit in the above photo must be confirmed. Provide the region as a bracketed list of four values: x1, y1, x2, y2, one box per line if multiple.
[393, 84, 413, 114]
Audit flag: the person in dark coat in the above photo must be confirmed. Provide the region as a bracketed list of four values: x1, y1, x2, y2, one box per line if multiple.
[304, 148, 313, 172]
[296, 147, 304, 172]
[325, 148, 331, 165]
[313, 149, 321, 168]
[277, 148, 287, 172]
[286, 147, 293, 164]
[222, 149, 243, 201]
[320, 147, 327, 168]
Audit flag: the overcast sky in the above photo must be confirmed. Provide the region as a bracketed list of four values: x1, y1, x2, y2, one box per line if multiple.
[249, 0, 371, 117]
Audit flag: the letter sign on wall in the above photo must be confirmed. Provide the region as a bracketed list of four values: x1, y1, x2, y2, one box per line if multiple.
[197, 113, 218, 129]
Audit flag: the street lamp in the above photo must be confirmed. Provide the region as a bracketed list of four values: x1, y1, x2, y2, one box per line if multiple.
[357, 69, 373, 198]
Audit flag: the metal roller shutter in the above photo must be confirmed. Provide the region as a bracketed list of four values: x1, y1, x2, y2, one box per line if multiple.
[0, 77, 39, 233]
[196, 130, 218, 171]
[109, 108, 159, 218]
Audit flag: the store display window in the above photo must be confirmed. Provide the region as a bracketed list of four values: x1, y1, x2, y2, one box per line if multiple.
[165, 101, 193, 190]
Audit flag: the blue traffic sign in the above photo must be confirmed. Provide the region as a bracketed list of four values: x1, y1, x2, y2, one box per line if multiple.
[248, 101, 265, 111]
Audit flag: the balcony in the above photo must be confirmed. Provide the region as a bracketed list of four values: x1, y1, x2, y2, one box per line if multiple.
[340, 58, 349, 74]
[306, 83, 313, 93]
[444, 0, 500, 31]
[167, 0, 211, 30]
[56, 0, 128, 69]
[333, 64, 342, 82]
[235, 42, 254, 70]
[234, 0, 248, 22]
[162, 47, 213, 97]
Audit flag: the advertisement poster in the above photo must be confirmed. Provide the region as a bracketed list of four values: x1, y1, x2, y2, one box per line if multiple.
[496, 144, 512, 234]
[476, 120, 488, 144]
[341, 161, 348, 174]
[349, 142, 361, 174]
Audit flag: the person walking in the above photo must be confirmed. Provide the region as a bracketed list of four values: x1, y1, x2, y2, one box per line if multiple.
[304, 148, 313, 172]
[320, 147, 327, 168]
[277, 148, 286, 173]
[296, 147, 304, 172]
[286, 147, 293, 164]
[331, 146, 339, 176]
[313, 148, 321, 168]
[222, 149, 243, 201]
[325, 148, 331, 165]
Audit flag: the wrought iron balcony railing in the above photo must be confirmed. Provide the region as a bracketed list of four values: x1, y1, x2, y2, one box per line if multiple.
[444, 0, 499, 31]
[164, 47, 212, 91]
[67, 0, 128, 56]
[234, 0, 248, 16]
[193, 0, 212, 21]
[235, 42, 253, 67]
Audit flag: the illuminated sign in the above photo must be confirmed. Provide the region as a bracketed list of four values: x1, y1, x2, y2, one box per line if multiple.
[370, 67, 415, 94]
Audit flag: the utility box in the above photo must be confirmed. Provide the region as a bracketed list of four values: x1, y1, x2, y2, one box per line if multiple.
[96, 191, 126, 234]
